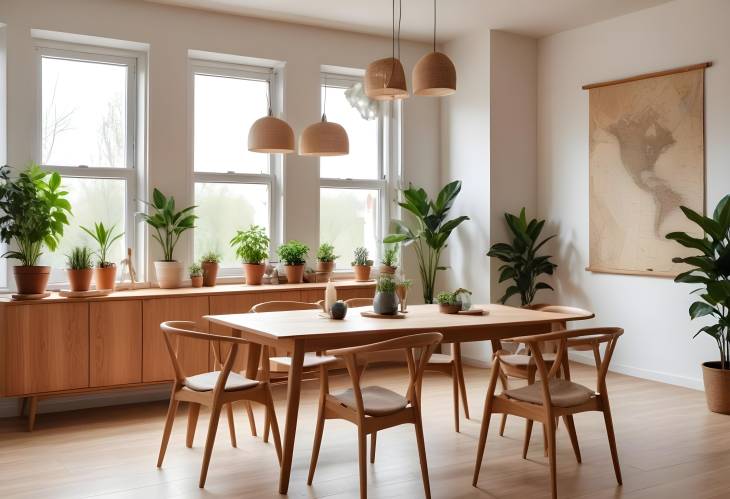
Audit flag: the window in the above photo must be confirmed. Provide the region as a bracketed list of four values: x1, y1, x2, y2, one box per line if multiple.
[38, 46, 138, 283]
[319, 75, 389, 270]
[192, 61, 276, 273]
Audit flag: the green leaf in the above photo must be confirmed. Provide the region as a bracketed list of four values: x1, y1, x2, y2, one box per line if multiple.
[433, 180, 462, 215]
[689, 301, 717, 319]
[535, 282, 554, 291]
[679, 206, 723, 241]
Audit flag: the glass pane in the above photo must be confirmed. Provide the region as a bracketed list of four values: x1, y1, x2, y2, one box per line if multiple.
[41, 56, 128, 168]
[320, 85, 379, 180]
[194, 73, 270, 174]
[194, 182, 270, 267]
[44, 177, 126, 273]
[320, 188, 379, 269]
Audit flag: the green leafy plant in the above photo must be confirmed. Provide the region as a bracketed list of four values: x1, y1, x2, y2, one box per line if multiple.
[381, 244, 398, 267]
[397, 277, 412, 289]
[317, 242, 338, 262]
[230, 225, 270, 264]
[200, 251, 221, 264]
[486, 208, 557, 306]
[81, 222, 123, 268]
[351, 246, 373, 266]
[436, 288, 471, 305]
[138, 188, 197, 262]
[66, 246, 93, 270]
[188, 263, 203, 277]
[376, 274, 397, 293]
[384, 181, 469, 303]
[0, 163, 72, 266]
[277, 240, 309, 265]
[666, 195, 730, 369]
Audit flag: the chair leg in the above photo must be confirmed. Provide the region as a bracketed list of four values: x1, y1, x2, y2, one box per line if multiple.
[499, 414, 507, 436]
[370, 431, 377, 464]
[307, 401, 325, 485]
[414, 408, 432, 499]
[27, 396, 38, 432]
[592, 345, 602, 370]
[265, 388, 283, 465]
[522, 419, 533, 459]
[186, 403, 200, 448]
[245, 401, 257, 437]
[199, 403, 223, 488]
[454, 343, 470, 419]
[263, 407, 271, 443]
[357, 427, 368, 499]
[602, 397, 623, 485]
[226, 403, 237, 448]
[563, 415, 582, 463]
[157, 397, 180, 467]
[546, 414, 558, 499]
[543, 423, 549, 457]
[452, 364, 460, 432]
[472, 391, 495, 486]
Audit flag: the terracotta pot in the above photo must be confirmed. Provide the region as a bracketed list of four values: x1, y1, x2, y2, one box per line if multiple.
[379, 264, 397, 275]
[191, 275, 204, 288]
[317, 260, 335, 273]
[285, 264, 305, 284]
[201, 261, 219, 287]
[67, 268, 94, 292]
[352, 265, 372, 281]
[702, 361, 730, 414]
[243, 263, 266, 285]
[154, 261, 182, 289]
[94, 264, 117, 291]
[439, 303, 461, 314]
[13, 266, 51, 295]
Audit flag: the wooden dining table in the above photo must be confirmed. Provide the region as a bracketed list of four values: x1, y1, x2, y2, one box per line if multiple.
[204, 303, 594, 494]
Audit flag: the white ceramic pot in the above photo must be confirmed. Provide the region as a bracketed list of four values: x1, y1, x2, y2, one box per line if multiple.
[154, 261, 183, 289]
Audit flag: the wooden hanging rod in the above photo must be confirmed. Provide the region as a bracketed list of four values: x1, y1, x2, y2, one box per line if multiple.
[582, 62, 712, 90]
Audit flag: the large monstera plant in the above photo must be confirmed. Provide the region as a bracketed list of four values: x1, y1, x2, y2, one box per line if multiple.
[666, 195, 730, 370]
[384, 181, 469, 303]
[487, 208, 557, 306]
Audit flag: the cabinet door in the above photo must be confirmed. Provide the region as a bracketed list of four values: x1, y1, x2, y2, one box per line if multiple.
[142, 297, 210, 382]
[5, 303, 89, 396]
[301, 288, 324, 304]
[337, 286, 375, 301]
[90, 300, 142, 387]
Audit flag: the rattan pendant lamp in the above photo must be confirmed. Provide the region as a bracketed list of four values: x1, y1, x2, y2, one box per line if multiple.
[248, 80, 295, 153]
[365, 0, 409, 101]
[413, 0, 456, 96]
[299, 78, 349, 156]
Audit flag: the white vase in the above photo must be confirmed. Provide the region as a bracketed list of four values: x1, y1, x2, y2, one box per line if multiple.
[154, 261, 183, 289]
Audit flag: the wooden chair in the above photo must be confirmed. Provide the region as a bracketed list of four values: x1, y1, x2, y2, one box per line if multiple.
[344, 297, 470, 432]
[473, 327, 623, 499]
[307, 332, 443, 499]
[156, 321, 282, 488]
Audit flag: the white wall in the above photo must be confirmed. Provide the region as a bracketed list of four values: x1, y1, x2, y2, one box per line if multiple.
[537, 0, 730, 389]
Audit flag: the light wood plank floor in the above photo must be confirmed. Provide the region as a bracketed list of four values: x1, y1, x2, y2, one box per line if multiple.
[1, 363, 729, 498]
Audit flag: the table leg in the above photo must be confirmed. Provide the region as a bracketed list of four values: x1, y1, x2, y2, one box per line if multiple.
[279, 340, 305, 494]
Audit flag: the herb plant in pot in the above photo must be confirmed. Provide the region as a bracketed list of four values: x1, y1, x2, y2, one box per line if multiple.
[666, 195, 730, 414]
[373, 274, 399, 315]
[277, 240, 309, 284]
[231, 225, 270, 286]
[200, 251, 221, 287]
[138, 188, 197, 289]
[189, 263, 204, 288]
[81, 222, 123, 291]
[351, 246, 373, 281]
[316, 242, 338, 273]
[0, 164, 71, 294]
[437, 288, 472, 314]
[66, 247, 94, 292]
[380, 244, 398, 274]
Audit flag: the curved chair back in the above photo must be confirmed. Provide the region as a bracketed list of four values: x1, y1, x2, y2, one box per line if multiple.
[344, 297, 374, 308]
[250, 301, 321, 313]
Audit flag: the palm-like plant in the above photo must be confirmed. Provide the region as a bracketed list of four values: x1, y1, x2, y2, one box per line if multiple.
[138, 188, 196, 262]
[81, 222, 123, 267]
[384, 181, 469, 303]
[666, 195, 730, 369]
[487, 208, 557, 306]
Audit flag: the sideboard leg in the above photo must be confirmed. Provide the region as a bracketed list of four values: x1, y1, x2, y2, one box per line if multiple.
[27, 397, 38, 432]
[18, 397, 27, 417]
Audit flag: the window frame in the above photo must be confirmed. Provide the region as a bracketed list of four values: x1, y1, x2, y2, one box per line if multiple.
[35, 43, 140, 285]
[189, 59, 280, 277]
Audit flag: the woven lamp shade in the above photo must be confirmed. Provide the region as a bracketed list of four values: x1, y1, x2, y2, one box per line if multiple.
[413, 51, 456, 96]
[364, 57, 409, 101]
[248, 115, 295, 153]
[299, 118, 349, 156]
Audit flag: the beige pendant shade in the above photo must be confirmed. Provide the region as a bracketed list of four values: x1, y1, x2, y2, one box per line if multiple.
[299, 116, 349, 156]
[413, 51, 456, 96]
[248, 114, 295, 153]
[364, 57, 409, 101]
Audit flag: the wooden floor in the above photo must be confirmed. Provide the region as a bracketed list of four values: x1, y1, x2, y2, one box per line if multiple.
[1, 363, 729, 498]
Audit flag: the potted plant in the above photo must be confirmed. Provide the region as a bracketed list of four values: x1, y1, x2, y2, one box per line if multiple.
[277, 240, 309, 284]
[380, 244, 398, 274]
[200, 251, 221, 287]
[81, 222, 123, 291]
[316, 242, 338, 273]
[231, 225, 270, 285]
[437, 290, 462, 314]
[384, 181, 469, 303]
[666, 195, 730, 414]
[351, 246, 373, 281]
[138, 188, 197, 289]
[0, 164, 71, 294]
[373, 274, 398, 315]
[396, 277, 412, 313]
[486, 208, 557, 305]
[189, 263, 204, 288]
[66, 247, 94, 292]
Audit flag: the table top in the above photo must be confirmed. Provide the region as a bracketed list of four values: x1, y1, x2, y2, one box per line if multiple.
[204, 304, 594, 341]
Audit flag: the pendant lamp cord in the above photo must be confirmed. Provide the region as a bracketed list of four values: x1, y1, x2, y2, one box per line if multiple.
[322, 74, 328, 121]
[397, 0, 402, 60]
[433, 0, 437, 52]
[267, 78, 272, 117]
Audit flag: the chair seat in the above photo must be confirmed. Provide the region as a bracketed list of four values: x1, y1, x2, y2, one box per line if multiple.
[504, 379, 595, 408]
[499, 352, 557, 367]
[270, 353, 338, 369]
[184, 371, 259, 392]
[333, 386, 408, 416]
[427, 353, 453, 364]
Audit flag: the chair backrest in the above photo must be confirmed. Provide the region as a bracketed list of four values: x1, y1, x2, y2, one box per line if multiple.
[328, 332, 444, 414]
[344, 297, 374, 308]
[250, 301, 321, 313]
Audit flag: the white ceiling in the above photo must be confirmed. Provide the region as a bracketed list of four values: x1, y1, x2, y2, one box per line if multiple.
[147, 0, 672, 42]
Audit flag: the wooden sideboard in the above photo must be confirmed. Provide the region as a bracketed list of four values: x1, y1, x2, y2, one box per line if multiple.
[0, 281, 375, 428]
